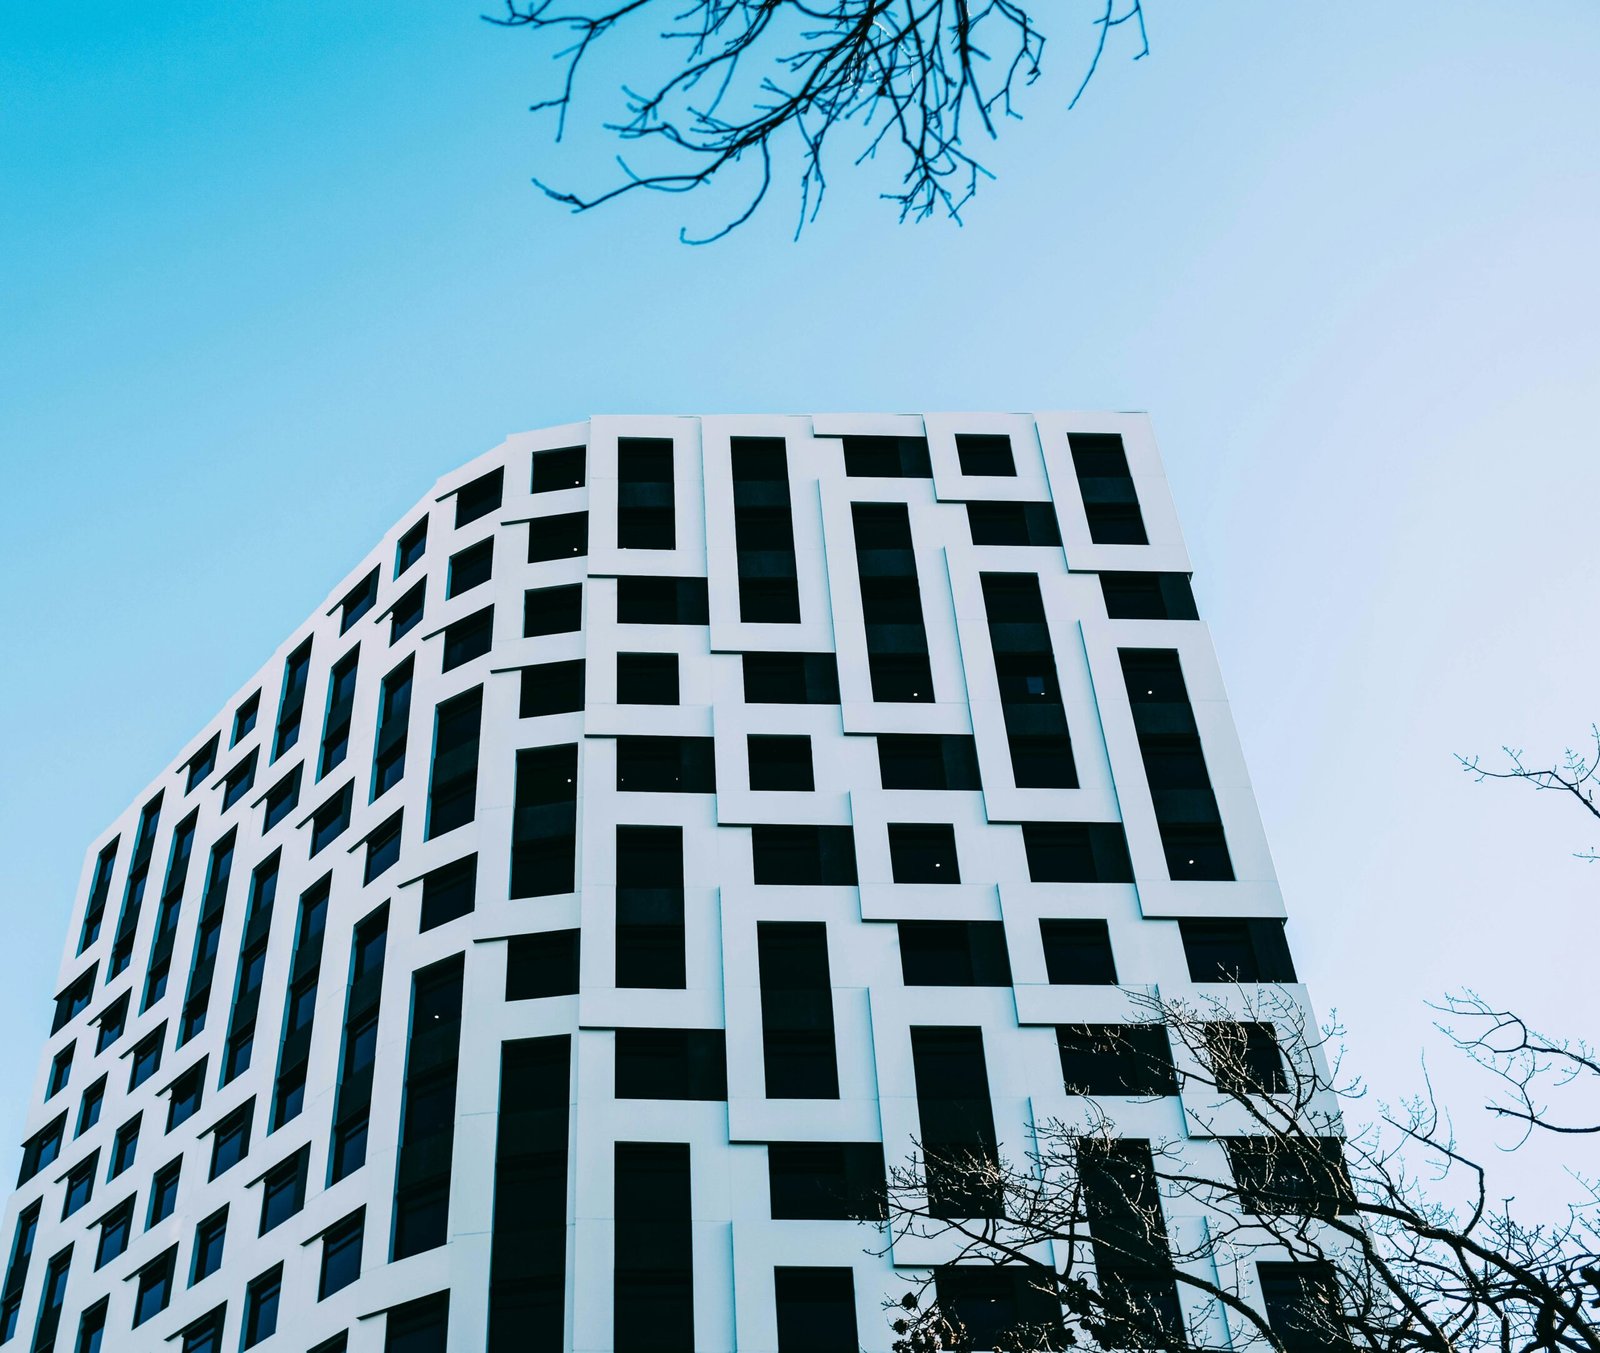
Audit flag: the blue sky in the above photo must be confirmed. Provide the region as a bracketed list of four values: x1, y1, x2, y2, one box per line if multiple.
[3, 1, 1598, 1198]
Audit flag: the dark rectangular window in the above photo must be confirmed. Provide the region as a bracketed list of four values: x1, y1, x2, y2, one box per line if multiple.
[520, 659, 585, 717]
[615, 574, 708, 626]
[899, 922, 1011, 987]
[386, 1291, 449, 1353]
[876, 734, 981, 790]
[933, 1267, 1065, 1353]
[1079, 1138, 1183, 1347]
[319, 648, 360, 778]
[0, 1204, 39, 1345]
[71, 1072, 99, 1128]
[132, 1246, 176, 1327]
[272, 638, 314, 761]
[73, 1299, 107, 1353]
[330, 905, 387, 1185]
[511, 744, 578, 899]
[1056, 1024, 1178, 1096]
[372, 658, 414, 800]
[209, 1102, 252, 1179]
[1257, 1262, 1348, 1353]
[967, 501, 1063, 548]
[217, 853, 277, 1084]
[222, 750, 257, 810]
[272, 876, 331, 1129]
[262, 765, 301, 831]
[615, 1029, 727, 1100]
[18, 1116, 65, 1186]
[426, 687, 483, 838]
[506, 930, 580, 1000]
[259, 1146, 309, 1233]
[420, 854, 477, 932]
[31, 1247, 71, 1351]
[109, 1116, 139, 1178]
[390, 579, 426, 643]
[527, 511, 587, 562]
[531, 445, 585, 493]
[1020, 823, 1134, 883]
[364, 811, 404, 883]
[617, 653, 678, 705]
[95, 1199, 134, 1270]
[242, 1264, 282, 1347]
[617, 438, 676, 550]
[167, 1062, 204, 1132]
[190, 1206, 226, 1283]
[1223, 1137, 1354, 1217]
[1100, 572, 1198, 620]
[766, 1143, 885, 1220]
[1179, 918, 1298, 983]
[853, 503, 933, 702]
[396, 517, 427, 576]
[488, 1039, 568, 1352]
[442, 605, 493, 671]
[46, 1047, 73, 1103]
[129, 1027, 163, 1091]
[732, 437, 800, 623]
[523, 584, 582, 637]
[888, 823, 961, 883]
[1069, 432, 1148, 545]
[454, 466, 504, 528]
[840, 434, 931, 477]
[311, 782, 354, 854]
[982, 572, 1077, 788]
[339, 569, 379, 634]
[616, 736, 715, 793]
[741, 651, 839, 704]
[751, 826, 857, 886]
[747, 735, 813, 791]
[185, 735, 219, 795]
[392, 956, 464, 1260]
[109, 792, 163, 977]
[142, 809, 198, 1009]
[148, 1159, 181, 1227]
[78, 840, 119, 953]
[614, 1142, 692, 1353]
[1040, 919, 1119, 984]
[774, 1267, 857, 1353]
[955, 432, 1016, 476]
[758, 922, 837, 1099]
[231, 692, 259, 746]
[447, 537, 494, 598]
[616, 825, 685, 989]
[51, 968, 95, 1036]
[320, 1210, 365, 1300]
[1204, 1022, 1288, 1096]
[179, 1306, 224, 1353]
[909, 1027, 1000, 1218]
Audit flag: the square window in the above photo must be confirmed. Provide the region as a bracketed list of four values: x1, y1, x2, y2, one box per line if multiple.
[955, 432, 1017, 476]
[520, 659, 585, 717]
[1204, 1021, 1289, 1096]
[447, 537, 493, 598]
[617, 652, 679, 705]
[506, 930, 581, 1000]
[532, 445, 585, 493]
[523, 584, 582, 637]
[527, 511, 588, 562]
[442, 605, 494, 671]
[747, 735, 814, 791]
[1039, 919, 1118, 984]
[887, 823, 961, 883]
[453, 467, 504, 528]
[774, 1266, 858, 1353]
[420, 854, 477, 932]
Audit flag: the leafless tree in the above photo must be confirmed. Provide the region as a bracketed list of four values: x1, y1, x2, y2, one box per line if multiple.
[1458, 728, 1600, 862]
[487, 0, 1148, 239]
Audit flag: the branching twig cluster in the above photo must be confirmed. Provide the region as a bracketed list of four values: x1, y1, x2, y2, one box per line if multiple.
[1458, 728, 1600, 861]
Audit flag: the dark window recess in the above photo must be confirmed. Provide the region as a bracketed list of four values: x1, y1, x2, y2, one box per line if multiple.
[259, 1146, 309, 1234]
[910, 1027, 1001, 1218]
[616, 826, 685, 990]
[108, 791, 163, 978]
[614, 1142, 693, 1353]
[319, 649, 360, 778]
[426, 686, 483, 839]
[18, 1115, 66, 1186]
[532, 444, 586, 494]
[242, 1264, 282, 1347]
[320, 1210, 365, 1300]
[876, 734, 981, 790]
[1057, 1024, 1178, 1096]
[888, 823, 961, 883]
[311, 783, 354, 855]
[442, 606, 493, 671]
[520, 659, 585, 717]
[63, 1154, 97, 1217]
[966, 501, 1063, 548]
[1204, 1022, 1289, 1096]
[143, 810, 196, 1009]
[178, 832, 236, 1046]
[1224, 1138, 1355, 1217]
[758, 922, 838, 1100]
[221, 854, 279, 1083]
[1121, 648, 1233, 880]
[616, 736, 715, 793]
[751, 825, 858, 886]
[1021, 823, 1135, 883]
[339, 569, 379, 634]
[185, 735, 219, 794]
[617, 437, 676, 550]
[0, 1202, 41, 1342]
[899, 922, 1012, 987]
[180, 1306, 225, 1353]
[1179, 918, 1298, 983]
[76, 1077, 106, 1136]
[128, 1027, 163, 1091]
[454, 466, 504, 528]
[78, 839, 119, 953]
[617, 575, 709, 625]
[527, 511, 588, 563]
[934, 1267, 1065, 1353]
[51, 967, 95, 1036]
[511, 743, 578, 899]
[1069, 432, 1148, 545]
[420, 854, 477, 932]
[364, 811, 404, 884]
[447, 537, 494, 598]
[767, 1143, 885, 1220]
[732, 437, 801, 623]
[489, 1046, 569, 1353]
[168, 1061, 205, 1131]
[190, 1207, 226, 1282]
[1080, 1138, 1184, 1348]
[272, 638, 314, 761]
[386, 1291, 449, 1353]
[774, 1267, 857, 1353]
[75, 1300, 109, 1353]
[982, 572, 1077, 789]
[209, 1101, 253, 1179]
[617, 652, 678, 705]
[272, 876, 331, 1130]
[96, 1199, 134, 1270]
[390, 579, 426, 643]
[148, 1159, 181, 1226]
[372, 657, 414, 800]
[1040, 919, 1119, 985]
[1257, 1262, 1349, 1353]
[396, 517, 428, 576]
[32, 1247, 72, 1350]
[741, 652, 839, 704]
[232, 692, 260, 745]
[955, 432, 1017, 477]
[523, 584, 582, 637]
[1100, 572, 1199, 621]
[615, 1029, 727, 1101]
[222, 750, 258, 810]
[48, 1046, 74, 1101]
[392, 956, 465, 1261]
[748, 734, 813, 791]
[132, 1247, 176, 1327]
[854, 503, 934, 702]
[506, 930, 580, 1000]
[262, 765, 301, 832]
[840, 434, 931, 478]
[330, 905, 388, 1185]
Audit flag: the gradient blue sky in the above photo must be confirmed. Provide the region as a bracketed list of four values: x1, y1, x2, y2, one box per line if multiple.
[3, 3, 1598, 1199]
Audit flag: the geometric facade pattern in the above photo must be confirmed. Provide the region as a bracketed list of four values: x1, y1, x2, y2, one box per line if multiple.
[1, 413, 1310, 1352]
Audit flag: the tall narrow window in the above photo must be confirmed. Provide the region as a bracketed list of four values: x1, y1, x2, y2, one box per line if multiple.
[981, 572, 1077, 788]
[319, 648, 360, 778]
[1069, 433, 1148, 545]
[1079, 1138, 1183, 1346]
[272, 876, 330, 1129]
[131, 1246, 176, 1327]
[853, 503, 933, 702]
[231, 692, 260, 746]
[272, 638, 314, 760]
[30, 1246, 71, 1353]
[77, 839, 119, 954]
[614, 1143, 693, 1353]
[242, 1264, 282, 1347]
[909, 1027, 1000, 1218]
[615, 826, 684, 989]
[425, 687, 483, 838]
[731, 437, 800, 622]
[178, 831, 236, 1045]
[392, 956, 464, 1260]
[511, 745, 578, 898]
[330, 905, 388, 1185]
[372, 658, 414, 800]
[108, 792, 163, 978]
[319, 1210, 365, 1300]
[617, 438, 675, 549]
[142, 810, 197, 1009]
[758, 922, 838, 1099]
[220, 852, 280, 1084]
[0, 1203, 40, 1345]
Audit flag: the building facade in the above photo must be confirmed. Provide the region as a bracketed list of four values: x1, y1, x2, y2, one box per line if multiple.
[1, 414, 1313, 1353]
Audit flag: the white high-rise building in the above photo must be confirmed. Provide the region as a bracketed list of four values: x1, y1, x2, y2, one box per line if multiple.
[1, 415, 1313, 1353]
